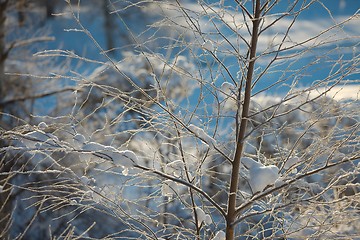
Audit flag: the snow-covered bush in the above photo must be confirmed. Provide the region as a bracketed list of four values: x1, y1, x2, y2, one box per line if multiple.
[1, 0, 359, 239]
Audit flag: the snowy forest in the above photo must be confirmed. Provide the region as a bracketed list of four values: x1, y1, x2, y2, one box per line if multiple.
[0, 0, 359, 239]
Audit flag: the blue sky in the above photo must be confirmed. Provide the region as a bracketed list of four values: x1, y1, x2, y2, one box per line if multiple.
[43, 0, 359, 96]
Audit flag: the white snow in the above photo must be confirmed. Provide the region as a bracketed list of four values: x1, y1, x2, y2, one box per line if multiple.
[284, 156, 300, 172]
[220, 82, 240, 112]
[81, 141, 137, 167]
[195, 207, 206, 224]
[114, 150, 138, 166]
[188, 124, 216, 146]
[220, 82, 235, 95]
[23, 131, 58, 149]
[274, 177, 286, 188]
[82, 142, 108, 152]
[212, 230, 226, 240]
[195, 207, 212, 225]
[308, 84, 360, 101]
[205, 214, 212, 225]
[73, 133, 86, 148]
[241, 157, 280, 194]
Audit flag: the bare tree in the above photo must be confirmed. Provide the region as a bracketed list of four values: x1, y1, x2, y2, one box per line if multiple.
[1, 0, 359, 239]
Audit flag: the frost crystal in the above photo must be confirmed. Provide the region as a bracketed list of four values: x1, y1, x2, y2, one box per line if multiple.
[241, 157, 280, 193]
[212, 230, 225, 240]
[188, 124, 216, 146]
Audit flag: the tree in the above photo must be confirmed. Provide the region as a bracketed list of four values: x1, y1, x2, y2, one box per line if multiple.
[1, 0, 359, 239]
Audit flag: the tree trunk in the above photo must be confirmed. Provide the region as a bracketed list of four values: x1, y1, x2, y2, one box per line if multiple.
[225, 0, 261, 239]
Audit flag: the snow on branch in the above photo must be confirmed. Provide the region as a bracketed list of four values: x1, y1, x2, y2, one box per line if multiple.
[195, 207, 212, 226]
[73, 134, 138, 168]
[241, 157, 280, 194]
[21, 131, 60, 149]
[188, 124, 216, 147]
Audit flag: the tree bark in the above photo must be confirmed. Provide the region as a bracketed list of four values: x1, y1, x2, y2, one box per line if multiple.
[225, 0, 261, 239]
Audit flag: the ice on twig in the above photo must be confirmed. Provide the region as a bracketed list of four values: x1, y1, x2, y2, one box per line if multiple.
[188, 124, 216, 146]
[241, 157, 280, 194]
[212, 230, 225, 240]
